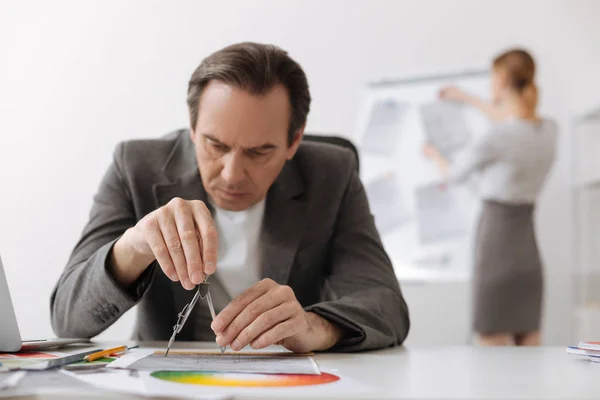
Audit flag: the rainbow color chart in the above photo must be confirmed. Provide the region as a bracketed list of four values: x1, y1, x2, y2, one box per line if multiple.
[150, 371, 340, 387]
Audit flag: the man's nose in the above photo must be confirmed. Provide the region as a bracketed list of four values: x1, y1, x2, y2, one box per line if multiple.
[221, 152, 246, 185]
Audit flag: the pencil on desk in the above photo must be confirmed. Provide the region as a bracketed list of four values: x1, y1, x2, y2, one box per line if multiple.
[84, 345, 128, 362]
[110, 345, 138, 356]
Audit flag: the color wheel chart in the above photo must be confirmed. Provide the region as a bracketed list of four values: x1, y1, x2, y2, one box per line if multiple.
[150, 371, 340, 387]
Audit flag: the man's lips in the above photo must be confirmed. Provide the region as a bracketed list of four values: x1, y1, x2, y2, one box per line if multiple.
[218, 188, 248, 197]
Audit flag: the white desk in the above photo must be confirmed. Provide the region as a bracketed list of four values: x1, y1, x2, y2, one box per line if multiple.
[15, 342, 600, 399]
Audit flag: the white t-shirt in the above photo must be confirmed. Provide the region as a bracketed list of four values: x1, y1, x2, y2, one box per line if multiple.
[210, 199, 266, 299]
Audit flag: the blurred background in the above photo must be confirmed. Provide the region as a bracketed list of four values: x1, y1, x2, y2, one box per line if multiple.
[1, 0, 599, 345]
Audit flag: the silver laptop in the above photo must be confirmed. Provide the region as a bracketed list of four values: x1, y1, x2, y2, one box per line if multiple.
[0, 255, 89, 352]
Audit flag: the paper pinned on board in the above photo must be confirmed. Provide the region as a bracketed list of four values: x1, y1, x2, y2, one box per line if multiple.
[420, 101, 471, 160]
[361, 98, 408, 156]
[364, 172, 411, 234]
[415, 182, 467, 244]
[108, 349, 320, 375]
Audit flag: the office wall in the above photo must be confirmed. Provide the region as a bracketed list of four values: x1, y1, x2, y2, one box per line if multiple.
[1, 0, 598, 343]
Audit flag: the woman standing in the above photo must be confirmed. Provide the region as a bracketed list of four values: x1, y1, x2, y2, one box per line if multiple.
[424, 49, 557, 346]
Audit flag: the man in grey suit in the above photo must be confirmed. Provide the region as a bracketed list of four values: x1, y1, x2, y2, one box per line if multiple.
[51, 42, 409, 352]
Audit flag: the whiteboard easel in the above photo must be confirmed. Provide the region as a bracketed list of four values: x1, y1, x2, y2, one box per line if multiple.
[356, 69, 491, 284]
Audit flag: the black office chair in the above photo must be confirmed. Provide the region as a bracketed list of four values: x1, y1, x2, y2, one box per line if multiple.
[303, 134, 360, 172]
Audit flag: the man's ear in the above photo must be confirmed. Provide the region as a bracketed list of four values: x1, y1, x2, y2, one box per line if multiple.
[189, 127, 197, 144]
[286, 126, 305, 160]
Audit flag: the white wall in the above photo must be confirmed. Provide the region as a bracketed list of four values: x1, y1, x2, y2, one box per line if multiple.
[1, 0, 598, 343]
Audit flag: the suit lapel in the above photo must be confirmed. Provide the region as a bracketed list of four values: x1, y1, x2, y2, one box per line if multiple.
[153, 170, 208, 209]
[260, 159, 308, 285]
[153, 130, 210, 209]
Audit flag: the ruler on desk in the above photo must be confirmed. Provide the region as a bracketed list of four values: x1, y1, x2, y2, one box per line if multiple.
[154, 350, 315, 357]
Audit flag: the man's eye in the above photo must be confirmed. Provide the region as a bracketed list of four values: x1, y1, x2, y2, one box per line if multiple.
[248, 149, 266, 157]
[211, 143, 228, 151]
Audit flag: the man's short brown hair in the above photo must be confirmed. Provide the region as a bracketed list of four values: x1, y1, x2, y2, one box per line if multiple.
[187, 42, 311, 145]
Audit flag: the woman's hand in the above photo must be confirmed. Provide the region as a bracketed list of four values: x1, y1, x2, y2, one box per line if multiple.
[423, 144, 441, 160]
[423, 144, 451, 177]
[440, 85, 508, 121]
[439, 86, 470, 102]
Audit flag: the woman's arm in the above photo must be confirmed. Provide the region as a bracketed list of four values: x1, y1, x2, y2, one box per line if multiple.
[440, 87, 509, 122]
[423, 144, 451, 177]
[424, 132, 499, 184]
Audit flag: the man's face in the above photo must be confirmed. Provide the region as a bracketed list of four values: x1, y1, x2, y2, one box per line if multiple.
[191, 80, 303, 211]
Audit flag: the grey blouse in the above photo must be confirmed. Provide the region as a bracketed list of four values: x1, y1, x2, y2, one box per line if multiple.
[451, 117, 557, 204]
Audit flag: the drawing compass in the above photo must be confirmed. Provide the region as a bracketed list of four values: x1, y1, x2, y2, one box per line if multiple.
[165, 279, 226, 357]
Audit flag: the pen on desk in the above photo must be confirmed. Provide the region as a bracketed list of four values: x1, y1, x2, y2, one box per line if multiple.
[84, 345, 134, 362]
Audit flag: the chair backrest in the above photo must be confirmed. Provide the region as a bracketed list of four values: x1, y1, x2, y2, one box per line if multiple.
[303, 134, 360, 172]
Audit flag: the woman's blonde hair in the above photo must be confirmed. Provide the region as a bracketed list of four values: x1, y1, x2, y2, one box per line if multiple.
[493, 48, 538, 110]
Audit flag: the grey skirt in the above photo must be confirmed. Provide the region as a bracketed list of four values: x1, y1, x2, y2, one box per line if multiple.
[472, 200, 543, 334]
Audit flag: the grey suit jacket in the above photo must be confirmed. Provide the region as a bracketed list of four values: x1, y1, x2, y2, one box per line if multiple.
[50, 129, 410, 351]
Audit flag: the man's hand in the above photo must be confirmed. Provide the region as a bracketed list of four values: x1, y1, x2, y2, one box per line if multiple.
[211, 278, 344, 353]
[109, 197, 218, 290]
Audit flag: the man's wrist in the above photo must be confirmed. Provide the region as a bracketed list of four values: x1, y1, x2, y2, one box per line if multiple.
[109, 230, 155, 287]
[305, 311, 345, 351]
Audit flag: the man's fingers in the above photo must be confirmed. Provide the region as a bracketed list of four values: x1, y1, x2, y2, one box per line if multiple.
[250, 319, 298, 350]
[211, 279, 276, 333]
[174, 203, 204, 285]
[141, 198, 217, 290]
[224, 302, 295, 351]
[191, 201, 218, 276]
[157, 207, 192, 290]
[141, 214, 177, 282]
[214, 290, 286, 348]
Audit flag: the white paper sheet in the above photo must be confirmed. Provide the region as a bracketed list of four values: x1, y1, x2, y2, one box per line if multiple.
[139, 369, 372, 398]
[0, 371, 25, 390]
[63, 368, 230, 400]
[108, 348, 155, 369]
[61, 368, 143, 395]
[0, 370, 96, 398]
[360, 98, 408, 156]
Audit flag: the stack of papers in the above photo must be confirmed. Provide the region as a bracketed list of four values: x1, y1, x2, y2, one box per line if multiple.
[0, 347, 370, 399]
[0, 350, 70, 372]
[68, 348, 369, 399]
[566, 342, 600, 363]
